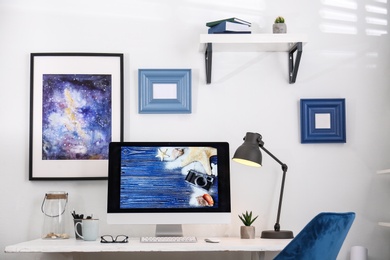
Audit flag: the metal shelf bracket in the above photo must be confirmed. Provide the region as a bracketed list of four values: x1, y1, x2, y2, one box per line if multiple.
[205, 43, 212, 84]
[204, 41, 303, 84]
[288, 42, 303, 84]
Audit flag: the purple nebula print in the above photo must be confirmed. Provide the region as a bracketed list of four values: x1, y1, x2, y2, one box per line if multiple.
[42, 74, 112, 160]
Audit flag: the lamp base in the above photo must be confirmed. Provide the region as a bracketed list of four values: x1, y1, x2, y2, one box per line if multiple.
[261, 230, 294, 239]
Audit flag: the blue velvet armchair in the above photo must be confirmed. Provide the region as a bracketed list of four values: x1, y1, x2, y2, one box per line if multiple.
[274, 212, 355, 260]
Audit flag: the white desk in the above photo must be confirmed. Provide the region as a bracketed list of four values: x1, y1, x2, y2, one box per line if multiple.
[5, 237, 290, 260]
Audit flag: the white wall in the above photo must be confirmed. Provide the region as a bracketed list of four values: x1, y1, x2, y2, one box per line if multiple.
[1, 0, 390, 259]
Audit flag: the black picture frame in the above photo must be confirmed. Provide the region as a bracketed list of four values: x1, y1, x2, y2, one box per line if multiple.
[29, 53, 124, 180]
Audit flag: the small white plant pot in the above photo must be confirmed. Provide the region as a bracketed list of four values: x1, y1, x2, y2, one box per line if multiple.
[273, 23, 287, 33]
[240, 226, 255, 239]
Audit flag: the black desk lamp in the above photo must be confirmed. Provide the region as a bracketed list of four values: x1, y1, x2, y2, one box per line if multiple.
[233, 132, 294, 239]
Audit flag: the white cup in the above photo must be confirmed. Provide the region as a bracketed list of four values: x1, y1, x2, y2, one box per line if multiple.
[350, 246, 368, 260]
[74, 219, 99, 241]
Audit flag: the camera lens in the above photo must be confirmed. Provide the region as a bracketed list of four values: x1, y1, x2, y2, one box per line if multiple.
[195, 176, 207, 187]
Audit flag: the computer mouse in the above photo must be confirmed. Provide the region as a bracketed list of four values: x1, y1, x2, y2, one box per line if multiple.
[204, 238, 221, 243]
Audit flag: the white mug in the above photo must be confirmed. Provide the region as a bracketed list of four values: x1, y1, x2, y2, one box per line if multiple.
[75, 219, 99, 241]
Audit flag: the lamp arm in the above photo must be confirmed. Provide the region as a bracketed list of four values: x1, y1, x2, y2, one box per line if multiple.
[259, 145, 288, 232]
[259, 146, 287, 170]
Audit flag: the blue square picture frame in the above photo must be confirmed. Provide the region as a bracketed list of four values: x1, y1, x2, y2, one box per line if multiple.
[300, 98, 346, 143]
[138, 69, 192, 114]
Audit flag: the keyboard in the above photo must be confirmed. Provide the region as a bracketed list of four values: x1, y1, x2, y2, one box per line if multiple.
[140, 236, 197, 243]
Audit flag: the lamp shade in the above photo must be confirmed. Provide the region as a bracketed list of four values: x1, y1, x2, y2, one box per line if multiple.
[232, 132, 262, 167]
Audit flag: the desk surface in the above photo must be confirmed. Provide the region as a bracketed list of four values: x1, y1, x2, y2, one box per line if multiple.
[5, 237, 291, 253]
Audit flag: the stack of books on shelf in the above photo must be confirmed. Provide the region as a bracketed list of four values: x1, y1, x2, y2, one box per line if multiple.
[206, 17, 251, 34]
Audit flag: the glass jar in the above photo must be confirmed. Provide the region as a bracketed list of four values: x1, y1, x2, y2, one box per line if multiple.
[41, 191, 69, 239]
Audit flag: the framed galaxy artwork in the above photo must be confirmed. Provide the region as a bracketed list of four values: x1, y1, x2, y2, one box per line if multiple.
[29, 53, 124, 180]
[138, 69, 191, 114]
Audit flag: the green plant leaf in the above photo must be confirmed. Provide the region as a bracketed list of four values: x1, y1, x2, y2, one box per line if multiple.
[274, 16, 285, 23]
[238, 211, 258, 226]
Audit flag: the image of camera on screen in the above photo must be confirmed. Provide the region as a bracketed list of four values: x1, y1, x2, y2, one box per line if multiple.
[185, 170, 214, 191]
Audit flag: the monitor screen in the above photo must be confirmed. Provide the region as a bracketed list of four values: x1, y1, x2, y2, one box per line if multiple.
[107, 142, 231, 235]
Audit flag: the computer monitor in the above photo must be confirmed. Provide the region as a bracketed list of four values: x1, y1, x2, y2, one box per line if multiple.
[107, 142, 231, 237]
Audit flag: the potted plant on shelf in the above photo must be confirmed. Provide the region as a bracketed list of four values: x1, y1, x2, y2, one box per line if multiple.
[273, 16, 287, 33]
[239, 211, 258, 239]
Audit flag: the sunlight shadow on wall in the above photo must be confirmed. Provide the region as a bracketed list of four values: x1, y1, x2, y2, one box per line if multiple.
[320, 0, 358, 34]
[365, 2, 388, 36]
[319, 0, 387, 36]
[365, 52, 379, 69]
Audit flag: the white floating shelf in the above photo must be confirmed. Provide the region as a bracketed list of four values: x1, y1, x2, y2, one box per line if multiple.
[378, 222, 390, 227]
[199, 33, 308, 84]
[199, 33, 308, 52]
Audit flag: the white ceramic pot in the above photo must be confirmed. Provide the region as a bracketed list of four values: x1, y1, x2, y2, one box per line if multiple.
[240, 226, 255, 239]
[273, 23, 287, 33]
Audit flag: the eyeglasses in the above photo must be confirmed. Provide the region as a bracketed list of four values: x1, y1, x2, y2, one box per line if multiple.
[100, 235, 129, 243]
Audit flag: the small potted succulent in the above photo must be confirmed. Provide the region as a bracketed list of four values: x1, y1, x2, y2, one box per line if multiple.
[239, 211, 258, 239]
[273, 16, 287, 33]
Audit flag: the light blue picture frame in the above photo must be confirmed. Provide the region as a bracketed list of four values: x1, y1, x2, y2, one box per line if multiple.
[138, 69, 192, 114]
[300, 98, 346, 143]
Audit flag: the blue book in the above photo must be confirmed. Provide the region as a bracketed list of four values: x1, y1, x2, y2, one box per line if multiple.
[206, 17, 251, 27]
[208, 21, 251, 34]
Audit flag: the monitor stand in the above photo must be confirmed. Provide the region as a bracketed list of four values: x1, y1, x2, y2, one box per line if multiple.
[155, 224, 183, 237]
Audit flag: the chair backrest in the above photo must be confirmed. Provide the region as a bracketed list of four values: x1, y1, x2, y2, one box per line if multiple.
[274, 212, 355, 260]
